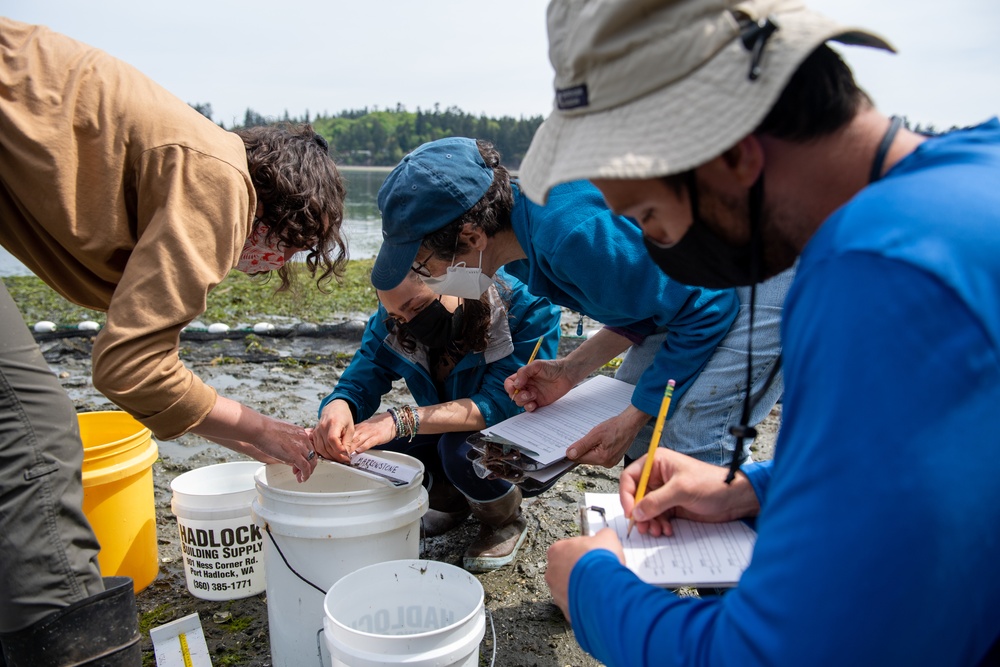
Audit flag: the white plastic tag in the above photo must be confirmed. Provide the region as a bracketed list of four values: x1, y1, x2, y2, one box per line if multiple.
[349, 452, 421, 486]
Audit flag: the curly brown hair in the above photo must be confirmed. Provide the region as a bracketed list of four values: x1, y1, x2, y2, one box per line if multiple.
[235, 123, 348, 290]
[420, 139, 514, 258]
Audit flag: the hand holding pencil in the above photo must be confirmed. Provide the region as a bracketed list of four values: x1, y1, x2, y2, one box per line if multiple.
[627, 379, 675, 538]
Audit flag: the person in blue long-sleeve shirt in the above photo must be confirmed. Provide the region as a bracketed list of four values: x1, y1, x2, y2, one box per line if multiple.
[520, 0, 1000, 665]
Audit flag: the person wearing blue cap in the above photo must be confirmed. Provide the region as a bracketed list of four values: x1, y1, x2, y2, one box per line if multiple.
[372, 136, 787, 477]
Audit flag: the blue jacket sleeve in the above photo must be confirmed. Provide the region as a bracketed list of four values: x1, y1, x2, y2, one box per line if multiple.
[564, 255, 1000, 666]
[466, 278, 562, 426]
[318, 310, 401, 422]
[568, 550, 717, 666]
[528, 184, 739, 416]
[632, 280, 737, 417]
[552, 219, 739, 416]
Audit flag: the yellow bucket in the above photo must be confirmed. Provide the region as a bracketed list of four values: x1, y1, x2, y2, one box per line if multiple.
[79, 411, 160, 593]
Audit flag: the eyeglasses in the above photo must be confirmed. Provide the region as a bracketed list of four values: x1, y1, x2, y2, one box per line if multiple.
[410, 257, 432, 278]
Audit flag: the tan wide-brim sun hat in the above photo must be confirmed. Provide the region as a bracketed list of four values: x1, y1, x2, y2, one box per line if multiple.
[519, 0, 895, 205]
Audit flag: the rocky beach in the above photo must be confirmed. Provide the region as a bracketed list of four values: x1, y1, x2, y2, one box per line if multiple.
[38, 316, 779, 667]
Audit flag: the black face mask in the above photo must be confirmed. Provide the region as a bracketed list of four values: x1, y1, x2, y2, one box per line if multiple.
[641, 171, 767, 484]
[643, 171, 763, 289]
[399, 299, 464, 349]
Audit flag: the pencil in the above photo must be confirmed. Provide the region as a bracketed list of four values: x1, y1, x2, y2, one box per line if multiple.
[626, 379, 675, 538]
[513, 335, 545, 396]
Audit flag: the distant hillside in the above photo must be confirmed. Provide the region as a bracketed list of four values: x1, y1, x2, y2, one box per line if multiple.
[198, 103, 544, 168]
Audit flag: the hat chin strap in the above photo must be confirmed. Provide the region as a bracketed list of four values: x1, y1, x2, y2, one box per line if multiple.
[725, 174, 765, 485]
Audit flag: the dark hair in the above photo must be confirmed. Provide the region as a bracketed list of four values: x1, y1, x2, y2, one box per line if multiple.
[755, 44, 872, 141]
[421, 139, 514, 258]
[235, 123, 347, 290]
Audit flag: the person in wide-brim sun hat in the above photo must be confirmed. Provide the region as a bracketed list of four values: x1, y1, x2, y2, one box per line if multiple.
[535, 1, 1000, 667]
[518, 0, 893, 205]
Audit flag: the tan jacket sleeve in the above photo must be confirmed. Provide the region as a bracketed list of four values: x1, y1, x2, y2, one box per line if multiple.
[91, 145, 253, 440]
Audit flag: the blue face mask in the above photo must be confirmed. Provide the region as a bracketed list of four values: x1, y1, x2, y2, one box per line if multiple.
[421, 251, 494, 299]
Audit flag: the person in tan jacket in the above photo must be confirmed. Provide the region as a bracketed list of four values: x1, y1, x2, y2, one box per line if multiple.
[0, 17, 346, 663]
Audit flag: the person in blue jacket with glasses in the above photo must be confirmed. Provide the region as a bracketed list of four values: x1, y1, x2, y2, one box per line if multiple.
[371, 136, 787, 474]
[311, 268, 560, 572]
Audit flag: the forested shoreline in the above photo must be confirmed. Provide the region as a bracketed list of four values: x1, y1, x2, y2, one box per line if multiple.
[191, 103, 544, 168]
[191, 100, 960, 170]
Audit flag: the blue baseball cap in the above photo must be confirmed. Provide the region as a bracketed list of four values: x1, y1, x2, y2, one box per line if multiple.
[371, 137, 494, 290]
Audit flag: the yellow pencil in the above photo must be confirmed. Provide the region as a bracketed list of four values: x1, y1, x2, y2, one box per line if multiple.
[513, 335, 545, 396]
[627, 379, 675, 538]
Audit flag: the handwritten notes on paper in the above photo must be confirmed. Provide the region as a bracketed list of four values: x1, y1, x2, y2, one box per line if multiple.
[483, 375, 635, 465]
[583, 492, 756, 588]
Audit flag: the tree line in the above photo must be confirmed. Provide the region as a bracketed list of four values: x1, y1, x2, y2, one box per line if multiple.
[191, 102, 545, 169]
[189, 104, 963, 169]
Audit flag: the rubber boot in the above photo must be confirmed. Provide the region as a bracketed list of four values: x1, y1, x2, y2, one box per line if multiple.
[423, 478, 471, 538]
[463, 486, 528, 573]
[0, 577, 140, 666]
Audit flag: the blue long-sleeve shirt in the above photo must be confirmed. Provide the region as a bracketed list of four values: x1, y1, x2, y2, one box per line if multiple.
[567, 121, 1000, 666]
[320, 269, 561, 426]
[504, 180, 738, 417]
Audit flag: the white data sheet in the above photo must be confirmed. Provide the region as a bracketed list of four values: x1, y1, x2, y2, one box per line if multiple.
[482, 375, 635, 465]
[583, 492, 756, 588]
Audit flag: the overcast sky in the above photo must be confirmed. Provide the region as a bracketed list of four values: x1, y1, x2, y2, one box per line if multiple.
[5, 1, 998, 130]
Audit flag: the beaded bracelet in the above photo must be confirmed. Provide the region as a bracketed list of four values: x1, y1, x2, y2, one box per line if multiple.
[387, 405, 421, 441]
[397, 406, 411, 439]
[387, 407, 403, 438]
[409, 405, 421, 438]
[400, 405, 418, 441]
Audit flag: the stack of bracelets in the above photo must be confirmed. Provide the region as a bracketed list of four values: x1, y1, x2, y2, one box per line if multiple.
[387, 405, 421, 441]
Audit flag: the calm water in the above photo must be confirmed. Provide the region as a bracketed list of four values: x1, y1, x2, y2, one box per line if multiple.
[0, 166, 390, 277]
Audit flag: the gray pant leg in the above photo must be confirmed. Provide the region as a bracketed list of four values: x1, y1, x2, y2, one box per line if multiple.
[0, 282, 103, 633]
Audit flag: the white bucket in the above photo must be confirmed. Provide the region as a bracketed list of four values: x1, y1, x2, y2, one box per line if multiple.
[170, 461, 265, 601]
[323, 559, 485, 667]
[251, 454, 428, 667]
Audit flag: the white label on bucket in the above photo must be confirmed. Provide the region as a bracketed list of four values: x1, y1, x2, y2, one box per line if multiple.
[349, 452, 420, 485]
[177, 517, 265, 600]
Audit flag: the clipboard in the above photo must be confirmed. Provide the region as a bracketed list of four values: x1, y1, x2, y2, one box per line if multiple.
[465, 433, 578, 492]
[464, 375, 635, 489]
[478, 375, 635, 466]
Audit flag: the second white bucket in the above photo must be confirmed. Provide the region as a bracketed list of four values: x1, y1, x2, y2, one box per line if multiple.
[170, 461, 265, 600]
[251, 453, 428, 667]
[323, 559, 486, 667]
